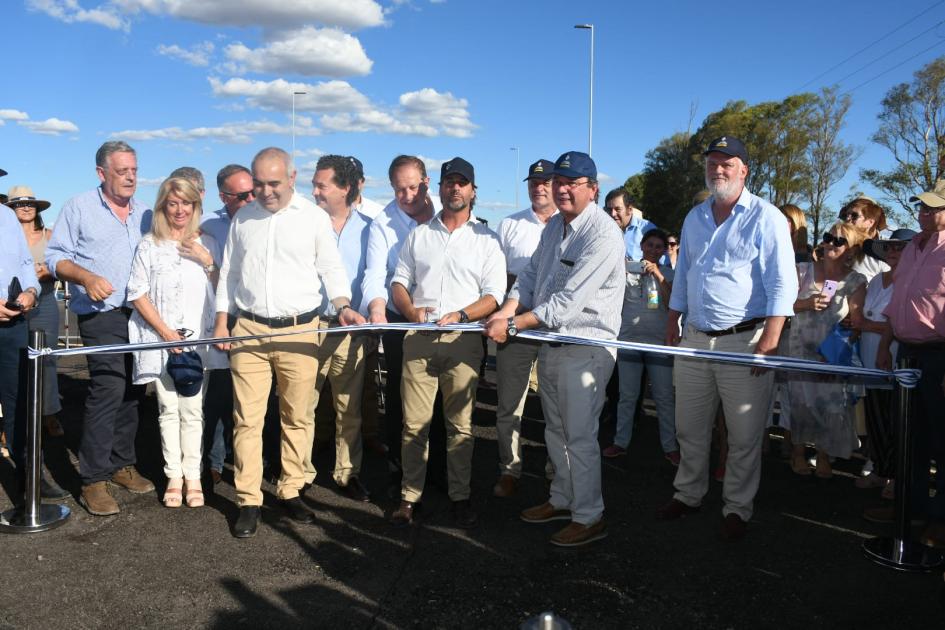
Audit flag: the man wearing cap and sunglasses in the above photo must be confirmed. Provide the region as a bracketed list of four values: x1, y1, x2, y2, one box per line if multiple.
[485, 151, 626, 547]
[491, 158, 558, 498]
[657, 136, 797, 541]
[876, 180, 945, 548]
[389, 157, 506, 529]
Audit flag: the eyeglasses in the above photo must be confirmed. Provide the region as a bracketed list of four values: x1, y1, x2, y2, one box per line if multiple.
[884, 242, 909, 252]
[915, 202, 945, 216]
[222, 190, 255, 202]
[839, 212, 861, 222]
[667, 241, 679, 247]
[553, 178, 590, 190]
[822, 232, 849, 247]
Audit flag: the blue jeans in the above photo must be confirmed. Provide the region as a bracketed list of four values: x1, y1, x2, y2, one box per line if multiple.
[614, 349, 677, 452]
[202, 369, 233, 473]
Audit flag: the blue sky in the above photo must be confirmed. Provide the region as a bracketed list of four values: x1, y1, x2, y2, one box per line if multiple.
[2, 0, 942, 227]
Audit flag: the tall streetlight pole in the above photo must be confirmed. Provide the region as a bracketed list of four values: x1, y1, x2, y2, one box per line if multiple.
[291, 90, 306, 164]
[574, 24, 594, 156]
[510, 146, 520, 210]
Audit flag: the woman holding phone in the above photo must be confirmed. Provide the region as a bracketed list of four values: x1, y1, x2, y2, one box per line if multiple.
[785, 222, 868, 477]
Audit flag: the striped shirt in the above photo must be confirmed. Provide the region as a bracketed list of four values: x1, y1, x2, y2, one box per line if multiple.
[510, 201, 626, 339]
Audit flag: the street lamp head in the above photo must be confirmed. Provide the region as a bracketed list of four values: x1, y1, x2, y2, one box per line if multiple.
[293, 91, 307, 95]
[574, 23, 593, 29]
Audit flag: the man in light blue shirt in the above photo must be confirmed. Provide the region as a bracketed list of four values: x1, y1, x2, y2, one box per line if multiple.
[45, 141, 155, 516]
[657, 136, 797, 541]
[0, 174, 41, 491]
[303, 155, 374, 502]
[604, 188, 658, 260]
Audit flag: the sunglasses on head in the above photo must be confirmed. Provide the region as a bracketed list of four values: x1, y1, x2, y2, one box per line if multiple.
[222, 190, 254, 202]
[839, 212, 861, 222]
[822, 232, 848, 247]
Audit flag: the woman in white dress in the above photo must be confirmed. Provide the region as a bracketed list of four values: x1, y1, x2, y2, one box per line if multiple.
[127, 177, 221, 508]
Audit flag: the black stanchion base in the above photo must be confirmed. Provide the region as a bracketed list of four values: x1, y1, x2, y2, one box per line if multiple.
[0, 504, 71, 534]
[862, 536, 945, 572]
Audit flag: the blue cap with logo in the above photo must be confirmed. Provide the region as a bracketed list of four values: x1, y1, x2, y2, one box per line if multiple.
[166, 351, 204, 397]
[524, 159, 555, 181]
[703, 136, 749, 164]
[440, 157, 476, 186]
[553, 151, 596, 180]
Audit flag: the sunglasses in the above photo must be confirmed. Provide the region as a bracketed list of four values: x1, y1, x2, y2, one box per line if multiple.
[822, 232, 848, 247]
[883, 242, 909, 252]
[667, 241, 679, 247]
[222, 190, 254, 202]
[839, 212, 861, 222]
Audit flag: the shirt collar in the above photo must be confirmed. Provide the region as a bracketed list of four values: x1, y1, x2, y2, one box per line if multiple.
[97, 185, 142, 214]
[433, 210, 480, 230]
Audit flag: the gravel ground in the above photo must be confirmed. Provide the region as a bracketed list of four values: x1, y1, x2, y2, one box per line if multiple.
[1, 355, 943, 629]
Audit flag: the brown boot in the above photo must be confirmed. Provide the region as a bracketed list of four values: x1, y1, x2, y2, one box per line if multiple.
[80, 481, 120, 516]
[111, 466, 155, 494]
[492, 474, 518, 498]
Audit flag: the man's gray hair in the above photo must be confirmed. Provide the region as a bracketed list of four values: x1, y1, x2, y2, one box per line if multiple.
[216, 164, 251, 190]
[252, 147, 294, 175]
[95, 140, 136, 169]
[169, 166, 205, 193]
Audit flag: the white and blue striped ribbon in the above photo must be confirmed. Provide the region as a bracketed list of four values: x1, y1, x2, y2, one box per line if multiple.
[27, 322, 921, 388]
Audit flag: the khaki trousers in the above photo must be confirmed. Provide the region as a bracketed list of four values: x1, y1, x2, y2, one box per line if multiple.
[672, 324, 775, 521]
[303, 320, 367, 486]
[400, 330, 482, 502]
[230, 317, 319, 506]
[494, 337, 540, 477]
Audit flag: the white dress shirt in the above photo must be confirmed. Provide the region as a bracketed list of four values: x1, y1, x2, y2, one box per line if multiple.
[216, 192, 351, 318]
[391, 212, 506, 318]
[355, 196, 385, 220]
[496, 206, 558, 277]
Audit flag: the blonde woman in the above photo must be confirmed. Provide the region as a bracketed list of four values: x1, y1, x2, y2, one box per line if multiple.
[786, 222, 868, 477]
[127, 177, 222, 508]
[780, 204, 812, 263]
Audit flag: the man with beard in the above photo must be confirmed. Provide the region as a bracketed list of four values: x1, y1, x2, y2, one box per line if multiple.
[388, 157, 505, 529]
[655, 136, 797, 541]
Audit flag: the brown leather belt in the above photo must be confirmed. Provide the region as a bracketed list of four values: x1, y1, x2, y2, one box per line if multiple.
[238, 308, 318, 329]
[699, 317, 765, 338]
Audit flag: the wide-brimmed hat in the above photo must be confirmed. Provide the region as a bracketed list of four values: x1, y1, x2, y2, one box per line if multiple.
[5, 185, 51, 211]
[863, 228, 917, 262]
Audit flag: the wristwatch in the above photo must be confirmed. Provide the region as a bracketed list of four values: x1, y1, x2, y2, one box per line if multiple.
[507, 316, 518, 337]
[203, 262, 217, 274]
[458, 309, 470, 323]
[338, 304, 352, 317]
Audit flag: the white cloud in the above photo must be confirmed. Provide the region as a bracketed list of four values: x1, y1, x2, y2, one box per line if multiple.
[157, 41, 215, 67]
[363, 175, 386, 189]
[399, 88, 476, 138]
[477, 201, 516, 210]
[110, 118, 318, 144]
[320, 109, 438, 137]
[19, 117, 80, 136]
[209, 77, 372, 113]
[597, 172, 614, 184]
[137, 177, 166, 187]
[293, 148, 326, 158]
[113, 0, 384, 30]
[225, 27, 372, 77]
[27, 0, 128, 30]
[0, 109, 30, 121]
[417, 155, 447, 172]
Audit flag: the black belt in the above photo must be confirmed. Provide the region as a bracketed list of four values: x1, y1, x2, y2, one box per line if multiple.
[700, 317, 765, 338]
[238, 308, 318, 329]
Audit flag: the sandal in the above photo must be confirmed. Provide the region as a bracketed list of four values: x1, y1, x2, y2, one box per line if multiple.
[164, 478, 183, 508]
[185, 479, 204, 508]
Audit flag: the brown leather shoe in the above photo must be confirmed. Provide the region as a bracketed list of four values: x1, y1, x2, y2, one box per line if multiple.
[390, 500, 418, 527]
[520, 501, 571, 524]
[111, 466, 155, 494]
[655, 498, 700, 520]
[210, 469, 223, 485]
[492, 474, 518, 498]
[550, 520, 608, 547]
[80, 481, 120, 516]
[719, 513, 747, 541]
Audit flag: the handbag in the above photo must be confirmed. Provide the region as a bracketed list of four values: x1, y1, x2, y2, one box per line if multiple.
[817, 323, 860, 367]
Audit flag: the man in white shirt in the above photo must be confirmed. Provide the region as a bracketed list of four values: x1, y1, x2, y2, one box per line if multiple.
[360, 155, 443, 492]
[302, 154, 373, 503]
[213, 147, 365, 538]
[492, 159, 557, 498]
[388, 158, 506, 529]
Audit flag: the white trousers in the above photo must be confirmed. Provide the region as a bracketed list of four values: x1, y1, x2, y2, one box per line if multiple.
[672, 325, 775, 521]
[538, 343, 616, 525]
[154, 370, 205, 480]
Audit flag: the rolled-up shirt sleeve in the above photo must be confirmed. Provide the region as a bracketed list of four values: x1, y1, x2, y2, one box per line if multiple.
[390, 230, 416, 291]
[11, 225, 39, 294]
[45, 199, 79, 279]
[668, 215, 692, 314]
[479, 235, 507, 305]
[126, 240, 151, 302]
[531, 231, 623, 328]
[215, 224, 238, 314]
[313, 214, 351, 302]
[361, 221, 389, 306]
[759, 211, 799, 317]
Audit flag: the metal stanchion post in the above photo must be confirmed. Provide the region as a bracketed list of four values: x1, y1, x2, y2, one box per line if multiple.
[862, 356, 943, 571]
[0, 330, 70, 533]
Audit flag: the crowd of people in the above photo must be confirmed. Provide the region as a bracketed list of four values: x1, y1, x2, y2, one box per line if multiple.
[0, 134, 943, 549]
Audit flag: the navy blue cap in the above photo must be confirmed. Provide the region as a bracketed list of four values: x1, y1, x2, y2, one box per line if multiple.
[553, 151, 596, 180]
[166, 351, 204, 397]
[524, 159, 554, 181]
[440, 157, 475, 186]
[347, 156, 364, 179]
[703, 136, 749, 164]
[0, 168, 6, 177]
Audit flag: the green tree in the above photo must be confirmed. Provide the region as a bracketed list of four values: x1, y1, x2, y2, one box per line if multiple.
[861, 55, 945, 222]
[637, 131, 703, 231]
[805, 86, 860, 244]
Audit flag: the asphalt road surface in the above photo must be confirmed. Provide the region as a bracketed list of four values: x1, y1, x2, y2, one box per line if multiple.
[1, 354, 943, 629]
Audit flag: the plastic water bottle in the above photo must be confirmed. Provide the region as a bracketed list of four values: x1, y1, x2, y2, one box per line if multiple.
[644, 273, 660, 309]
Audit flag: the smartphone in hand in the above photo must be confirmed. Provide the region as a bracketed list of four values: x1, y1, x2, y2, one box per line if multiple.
[821, 280, 838, 301]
